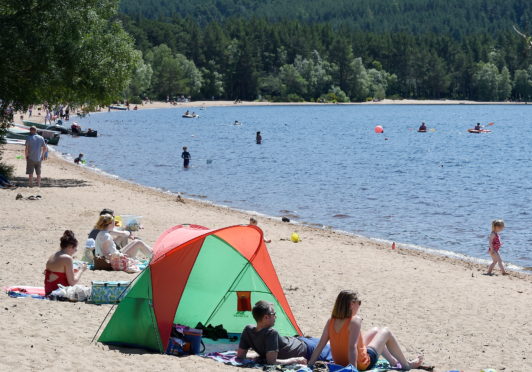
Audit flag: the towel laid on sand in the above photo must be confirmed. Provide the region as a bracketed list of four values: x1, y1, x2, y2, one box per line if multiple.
[202, 351, 447, 372]
[202, 351, 311, 371]
[4, 286, 47, 299]
[201, 351, 407, 372]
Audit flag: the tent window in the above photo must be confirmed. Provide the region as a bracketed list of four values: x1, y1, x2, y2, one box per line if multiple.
[237, 291, 251, 312]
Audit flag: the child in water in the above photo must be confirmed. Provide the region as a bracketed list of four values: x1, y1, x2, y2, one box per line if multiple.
[181, 146, 191, 168]
[486, 219, 507, 276]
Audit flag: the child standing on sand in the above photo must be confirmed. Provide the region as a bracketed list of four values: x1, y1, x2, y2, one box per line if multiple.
[486, 219, 507, 276]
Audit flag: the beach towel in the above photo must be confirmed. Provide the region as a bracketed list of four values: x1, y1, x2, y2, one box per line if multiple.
[202, 351, 312, 371]
[4, 285, 90, 302]
[86, 258, 149, 271]
[202, 351, 414, 372]
[4, 286, 47, 299]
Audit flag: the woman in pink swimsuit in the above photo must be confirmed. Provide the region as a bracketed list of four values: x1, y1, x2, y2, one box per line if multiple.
[44, 230, 87, 295]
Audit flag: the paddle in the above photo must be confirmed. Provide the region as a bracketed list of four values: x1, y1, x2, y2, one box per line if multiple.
[487, 122, 495, 126]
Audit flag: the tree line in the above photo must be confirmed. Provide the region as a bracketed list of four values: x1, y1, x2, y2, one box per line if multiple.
[121, 15, 532, 102]
[0, 0, 139, 177]
[119, 0, 532, 37]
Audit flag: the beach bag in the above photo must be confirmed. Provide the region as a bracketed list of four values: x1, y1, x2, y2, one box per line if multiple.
[93, 256, 113, 271]
[109, 254, 140, 273]
[50, 284, 91, 302]
[166, 324, 205, 356]
[195, 322, 229, 340]
[90, 281, 130, 304]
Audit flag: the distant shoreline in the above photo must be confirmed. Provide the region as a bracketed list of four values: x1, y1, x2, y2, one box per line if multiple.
[13, 99, 531, 126]
[118, 99, 532, 111]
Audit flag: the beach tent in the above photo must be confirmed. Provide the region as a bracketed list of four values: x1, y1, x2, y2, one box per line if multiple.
[98, 224, 302, 352]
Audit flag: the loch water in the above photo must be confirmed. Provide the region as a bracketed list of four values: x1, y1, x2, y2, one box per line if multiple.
[57, 104, 532, 269]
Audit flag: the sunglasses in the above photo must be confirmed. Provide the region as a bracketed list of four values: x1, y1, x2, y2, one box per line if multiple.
[268, 312, 277, 316]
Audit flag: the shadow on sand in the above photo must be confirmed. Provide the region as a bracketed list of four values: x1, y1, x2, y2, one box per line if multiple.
[12, 177, 90, 188]
[106, 345, 154, 355]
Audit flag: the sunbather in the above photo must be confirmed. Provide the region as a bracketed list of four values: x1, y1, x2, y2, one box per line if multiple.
[44, 230, 87, 295]
[94, 214, 152, 271]
[308, 290, 423, 370]
[237, 300, 332, 365]
[88, 208, 131, 248]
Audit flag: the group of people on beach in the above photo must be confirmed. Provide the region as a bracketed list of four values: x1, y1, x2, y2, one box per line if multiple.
[237, 293, 424, 370]
[41, 201, 508, 370]
[43, 211, 425, 370]
[29, 103, 70, 124]
[44, 208, 153, 295]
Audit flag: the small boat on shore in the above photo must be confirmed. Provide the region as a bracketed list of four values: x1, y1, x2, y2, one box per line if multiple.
[468, 129, 492, 133]
[23, 120, 70, 134]
[22, 120, 50, 130]
[7, 125, 60, 145]
[109, 105, 127, 110]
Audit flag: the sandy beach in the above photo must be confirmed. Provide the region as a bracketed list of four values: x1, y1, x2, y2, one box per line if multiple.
[1, 106, 531, 372]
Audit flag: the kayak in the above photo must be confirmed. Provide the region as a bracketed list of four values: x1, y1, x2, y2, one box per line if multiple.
[182, 114, 199, 118]
[109, 105, 127, 110]
[418, 129, 427, 133]
[468, 129, 491, 133]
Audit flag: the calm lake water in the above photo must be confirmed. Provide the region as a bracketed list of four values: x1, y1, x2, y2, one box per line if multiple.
[57, 105, 532, 269]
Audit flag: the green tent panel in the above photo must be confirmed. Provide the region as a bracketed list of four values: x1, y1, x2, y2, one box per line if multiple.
[174, 235, 297, 335]
[98, 268, 162, 352]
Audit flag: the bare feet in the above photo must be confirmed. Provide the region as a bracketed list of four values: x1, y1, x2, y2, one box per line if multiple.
[406, 355, 424, 370]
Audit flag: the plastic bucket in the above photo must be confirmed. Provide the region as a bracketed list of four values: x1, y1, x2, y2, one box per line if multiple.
[184, 328, 203, 354]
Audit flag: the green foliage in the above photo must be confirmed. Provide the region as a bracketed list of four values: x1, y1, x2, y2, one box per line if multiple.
[145, 44, 203, 98]
[1, 0, 140, 107]
[472, 62, 513, 101]
[498, 67, 513, 101]
[321, 86, 350, 103]
[513, 69, 531, 100]
[127, 57, 153, 99]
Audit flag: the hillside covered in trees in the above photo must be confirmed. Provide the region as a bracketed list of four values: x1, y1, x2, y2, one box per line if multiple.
[118, 0, 532, 102]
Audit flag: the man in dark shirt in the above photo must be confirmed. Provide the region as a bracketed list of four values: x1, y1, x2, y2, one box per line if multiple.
[181, 146, 191, 168]
[237, 301, 331, 365]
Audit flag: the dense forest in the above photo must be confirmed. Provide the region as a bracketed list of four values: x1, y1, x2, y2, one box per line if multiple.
[118, 0, 532, 102]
